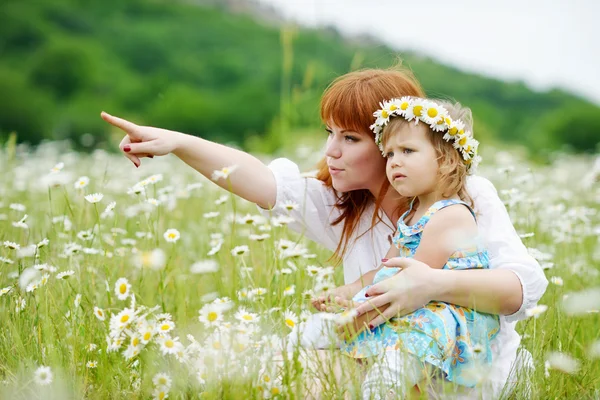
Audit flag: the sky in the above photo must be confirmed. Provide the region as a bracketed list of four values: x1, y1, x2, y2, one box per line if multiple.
[256, 0, 600, 104]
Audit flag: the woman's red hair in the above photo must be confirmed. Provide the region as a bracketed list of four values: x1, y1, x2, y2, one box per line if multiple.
[316, 64, 426, 261]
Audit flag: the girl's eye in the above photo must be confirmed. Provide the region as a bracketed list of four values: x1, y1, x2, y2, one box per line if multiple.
[385, 151, 394, 158]
[403, 148, 414, 154]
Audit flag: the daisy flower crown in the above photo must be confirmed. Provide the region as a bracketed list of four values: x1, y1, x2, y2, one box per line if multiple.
[370, 97, 481, 173]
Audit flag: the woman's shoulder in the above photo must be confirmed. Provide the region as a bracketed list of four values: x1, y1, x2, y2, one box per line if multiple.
[466, 174, 498, 197]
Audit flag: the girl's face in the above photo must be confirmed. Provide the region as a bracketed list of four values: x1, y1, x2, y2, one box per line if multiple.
[383, 122, 439, 198]
[325, 122, 387, 194]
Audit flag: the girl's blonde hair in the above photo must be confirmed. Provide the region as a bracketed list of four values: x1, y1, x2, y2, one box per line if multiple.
[380, 100, 475, 207]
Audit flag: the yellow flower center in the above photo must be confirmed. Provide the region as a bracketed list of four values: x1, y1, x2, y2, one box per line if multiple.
[120, 315, 129, 323]
[381, 110, 389, 118]
[97, 310, 103, 317]
[212, 341, 222, 349]
[285, 319, 295, 328]
[413, 105, 423, 116]
[271, 387, 281, 395]
[168, 233, 176, 239]
[143, 332, 151, 341]
[161, 324, 170, 331]
[208, 312, 218, 322]
[389, 104, 397, 111]
[132, 337, 140, 346]
[158, 392, 166, 400]
[165, 340, 174, 348]
[401, 102, 409, 110]
[243, 315, 253, 321]
[263, 375, 271, 383]
[119, 284, 127, 294]
[459, 136, 468, 146]
[448, 127, 458, 135]
[158, 377, 167, 385]
[427, 108, 438, 118]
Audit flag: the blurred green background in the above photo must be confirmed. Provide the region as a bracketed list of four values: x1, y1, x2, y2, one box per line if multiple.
[1, 0, 599, 156]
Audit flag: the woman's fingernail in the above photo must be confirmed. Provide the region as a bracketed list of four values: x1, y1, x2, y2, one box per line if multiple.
[123, 145, 131, 153]
[369, 324, 374, 330]
[365, 293, 370, 298]
[381, 258, 388, 262]
[149, 155, 154, 159]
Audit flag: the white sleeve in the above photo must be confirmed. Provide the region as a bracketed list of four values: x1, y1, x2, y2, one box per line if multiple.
[257, 158, 339, 251]
[468, 176, 549, 323]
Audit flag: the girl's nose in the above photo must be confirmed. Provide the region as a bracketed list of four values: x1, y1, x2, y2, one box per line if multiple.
[325, 137, 342, 159]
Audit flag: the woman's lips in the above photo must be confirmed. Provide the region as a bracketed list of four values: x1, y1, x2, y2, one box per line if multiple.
[329, 167, 344, 175]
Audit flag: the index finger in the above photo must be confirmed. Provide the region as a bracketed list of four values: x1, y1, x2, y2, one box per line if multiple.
[355, 293, 389, 316]
[101, 111, 139, 134]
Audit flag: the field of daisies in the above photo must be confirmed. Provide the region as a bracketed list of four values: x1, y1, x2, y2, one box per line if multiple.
[0, 139, 598, 399]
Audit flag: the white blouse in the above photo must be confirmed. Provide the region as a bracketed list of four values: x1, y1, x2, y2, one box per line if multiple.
[259, 158, 548, 397]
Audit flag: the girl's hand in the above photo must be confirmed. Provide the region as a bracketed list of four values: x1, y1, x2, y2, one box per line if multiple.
[311, 283, 360, 312]
[100, 111, 183, 167]
[354, 257, 439, 329]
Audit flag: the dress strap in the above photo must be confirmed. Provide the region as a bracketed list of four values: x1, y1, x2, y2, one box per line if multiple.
[396, 198, 476, 238]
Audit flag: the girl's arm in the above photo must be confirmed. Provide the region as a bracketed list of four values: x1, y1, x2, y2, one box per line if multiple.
[101, 112, 277, 209]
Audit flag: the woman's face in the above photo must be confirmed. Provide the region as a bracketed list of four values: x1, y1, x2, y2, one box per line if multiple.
[325, 121, 387, 194]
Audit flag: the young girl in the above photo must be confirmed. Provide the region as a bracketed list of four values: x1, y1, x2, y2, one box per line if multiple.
[339, 97, 500, 399]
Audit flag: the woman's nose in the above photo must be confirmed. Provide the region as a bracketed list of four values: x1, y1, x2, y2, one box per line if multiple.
[325, 137, 342, 158]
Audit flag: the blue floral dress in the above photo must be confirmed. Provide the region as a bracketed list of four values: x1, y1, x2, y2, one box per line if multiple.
[342, 199, 500, 387]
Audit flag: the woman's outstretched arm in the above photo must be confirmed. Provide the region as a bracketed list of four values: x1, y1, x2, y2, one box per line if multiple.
[101, 112, 277, 209]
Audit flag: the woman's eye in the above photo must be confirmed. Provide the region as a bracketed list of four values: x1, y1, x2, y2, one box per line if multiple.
[325, 129, 333, 137]
[344, 136, 358, 142]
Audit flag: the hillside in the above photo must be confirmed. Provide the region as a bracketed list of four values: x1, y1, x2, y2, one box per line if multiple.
[1, 0, 598, 153]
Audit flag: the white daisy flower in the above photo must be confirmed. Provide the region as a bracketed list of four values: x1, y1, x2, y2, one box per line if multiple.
[0, 256, 14, 264]
[249, 233, 270, 242]
[87, 343, 98, 352]
[231, 245, 249, 256]
[163, 229, 180, 243]
[147, 198, 160, 206]
[103, 201, 116, 213]
[3, 241, 20, 250]
[74, 294, 82, 308]
[525, 304, 548, 318]
[74, 176, 90, 189]
[34, 366, 53, 385]
[421, 100, 446, 127]
[214, 195, 229, 205]
[158, 336, 182, 356]
[152, 387, 169, 400]
[190, 260, 219, 274]
[203, 211, 220, 219]
[56, 270, 76, 280]
[86, 361, 98, 368]
[0, 287, 13, 296]
[279, 200, 299, 212]
[138, 321, 156, 344]
[146, 174, 163, 184]
[50, 162, 64, 173]
[114, 277, 131, 301]
[153, 372, 172, 389]
[132, 249, 166, 270]
[37, 238, 50, 248]
[550, 276, 564, 286]
[545, 352, 580, 374]
[156, 320, 175, 334]
[110, 308, 136, 332]
[93, 306, 106, 321]
[235, 307, 260, 324]
[283, 310, 298, 329]
[85, 193, 104, 204]
[211, 165, 238, 181]
[283, 285, 295, 296]
[198, 304, 225, 327]
[9, 203, 26, 212]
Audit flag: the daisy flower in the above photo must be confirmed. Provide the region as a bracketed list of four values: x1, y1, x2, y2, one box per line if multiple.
[110, 308, 136, 332]
[9, 203, 26, 212]
[103, 201, 116, 213]
[3, 241, 20, 250]
[163, 229, 180, 243]
[132, 249, 166, 270]
[114, 277, 131, 301]
[152, 372, 172, 390]
[203, 211, 220, 219]
[249, 233, 270, 242]
[545, 352, 580, 374]
[283, 310, 298, 329]
[74, 176, 90, 189]
[190, 260, 219, 274]
[152, 388, 169, 400]
[50, 162, 64, 173]
[550, 276, 564, 286]
[198, 304, 225, 327]
[214, 195, 229, 205]
[146, 174, 163, 184]
[235, 307, 260, 324]
[0, 287, 13, 297]
[283, 285, 295, 296]
[279, 200, 299, 212]
[34, 366, 53, 385]
[156, 320, 175, 334]
[37, 238, 50, 248]
[231, 245, 249, 256]
[94, 306, 106, 321]
[74, 294, 82, 308]
[87, 343, 98, 352]
[86, 361, 98, 368]
[85, 193, 104, 203]
[158, 336, 182, 356]
[525, 304, 548, 318]
[211, 165, 238, 181]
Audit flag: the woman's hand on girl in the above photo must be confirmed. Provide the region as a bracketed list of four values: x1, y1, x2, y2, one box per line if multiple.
[355, 257, 439, 329]
[101, 111, 182, 168]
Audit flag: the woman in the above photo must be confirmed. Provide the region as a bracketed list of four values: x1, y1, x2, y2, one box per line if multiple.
[101, 66, 547, 398]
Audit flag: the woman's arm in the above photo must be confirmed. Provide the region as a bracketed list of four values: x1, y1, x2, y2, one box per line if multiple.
[101, 112, 277, 209]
